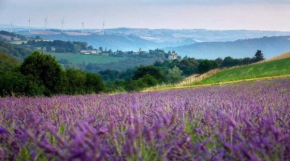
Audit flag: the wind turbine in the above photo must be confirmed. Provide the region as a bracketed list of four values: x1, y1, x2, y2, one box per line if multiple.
[10, 23, 13, 33]
[61, 17, 64, 33]
[29, 18, 31, 33]
[82, 22, 84, 33]
[102, 20, 105, 35]
[45, 16, 48, 30]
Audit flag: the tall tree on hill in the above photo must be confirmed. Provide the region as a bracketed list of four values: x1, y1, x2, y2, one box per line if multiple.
[20, 51, 66, 95]
[253, 50, 265, 62]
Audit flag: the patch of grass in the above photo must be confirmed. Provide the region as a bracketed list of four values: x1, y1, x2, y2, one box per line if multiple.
[142, 83, 178, 92]
[47, 52, 127, 64]
[190, 57, 290, 85]
[10, 40, 28, 45]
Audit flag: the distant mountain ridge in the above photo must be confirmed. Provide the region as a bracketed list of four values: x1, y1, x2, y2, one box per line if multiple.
[2, 27, 290, 59]
[165, 36, 290, 59]
[7, 27, 290, 52]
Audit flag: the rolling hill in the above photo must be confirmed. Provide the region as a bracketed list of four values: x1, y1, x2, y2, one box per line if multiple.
[0, 41, 32, 60]
[165, 36, 290, 59]
[0, 52, 19, 72]
[145, 52, 290, 92]
[13, 28, 290, 52]
[260, 51, 290, 63]
[189, 57, 290, 85]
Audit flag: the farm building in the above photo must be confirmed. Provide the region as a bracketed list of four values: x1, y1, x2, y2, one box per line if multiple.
[80, 50, 101, 55]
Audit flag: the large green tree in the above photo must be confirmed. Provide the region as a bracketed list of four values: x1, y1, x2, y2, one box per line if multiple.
[20, 51, 66, 95]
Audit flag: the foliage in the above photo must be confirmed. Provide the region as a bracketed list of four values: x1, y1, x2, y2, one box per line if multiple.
[0, 51, 106, 97]
[0, 78, 290, 160]
[99, 69, 135, 82]
[84, 57, 158, 72]
[85, 72, 106, 94]
[106, 79, 126, 92]
[0, 52, 19, 73]
[0, 41, 32, 60]
[25, 40, 88, 53]
[197, 59, 218, 73]
[253, 50, 265, 62]
[133, 65, 165, 82]
[178, 58, 198, 76]
[221, 56, 253, 67]
[64, 68, 87, 94]
[20, 51, 65, 95]
[166, 66, 184, 83]
[0, 71, 45, 97]
[138, 74, 159, 87]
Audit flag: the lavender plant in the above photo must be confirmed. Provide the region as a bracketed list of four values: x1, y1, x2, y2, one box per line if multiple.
[0, 78, 290, 160]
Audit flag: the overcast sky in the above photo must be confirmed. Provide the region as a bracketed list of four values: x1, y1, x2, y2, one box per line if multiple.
[0, 0, 290, 31]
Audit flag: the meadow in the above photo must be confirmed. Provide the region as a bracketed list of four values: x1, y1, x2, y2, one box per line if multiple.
[191, 57, 290, 85]
[47, 52, 127, 64]
[0, 78, 290, 160]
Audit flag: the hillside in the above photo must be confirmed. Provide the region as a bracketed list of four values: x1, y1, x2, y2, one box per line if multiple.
[0, 52, 19, 72]
[0, 41, 32, 60]
[261, 51, 290, 63]
[189, 57, 290, 85]
[165, 36, 290, 59]
[33, 33, 160, 51]
[0, 34, 172, 72]
[0, 30, 27, 42]
[15, 28, 290, 52]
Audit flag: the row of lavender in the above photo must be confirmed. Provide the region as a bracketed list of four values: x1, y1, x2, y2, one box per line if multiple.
[1, 78, 290, 160]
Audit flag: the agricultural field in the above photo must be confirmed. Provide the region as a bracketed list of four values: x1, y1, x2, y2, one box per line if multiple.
[9, 40, 28, 45]
[1, 78, 290, 160]
[191, 57, 290, 85]
[47, 52, 127, 64]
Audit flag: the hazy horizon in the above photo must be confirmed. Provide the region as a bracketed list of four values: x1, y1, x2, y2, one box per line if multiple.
[1, 0, 290, 31]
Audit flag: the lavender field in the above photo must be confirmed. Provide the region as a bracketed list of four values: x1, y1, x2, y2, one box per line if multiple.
[1, 78, 290, 161]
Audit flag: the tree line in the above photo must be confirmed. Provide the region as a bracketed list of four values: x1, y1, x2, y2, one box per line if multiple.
[0, 42, 32, 60]
[100, 50, 264, 92]
[0, 50, 265, 96]
[24, 40, 89, 53]
[0, 51, 105, 97]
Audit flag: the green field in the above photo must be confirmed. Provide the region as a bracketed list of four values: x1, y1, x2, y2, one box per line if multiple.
[47, 52, 127, 64]
[190, 57, 290, 85]
[10, 41, 28, 45]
